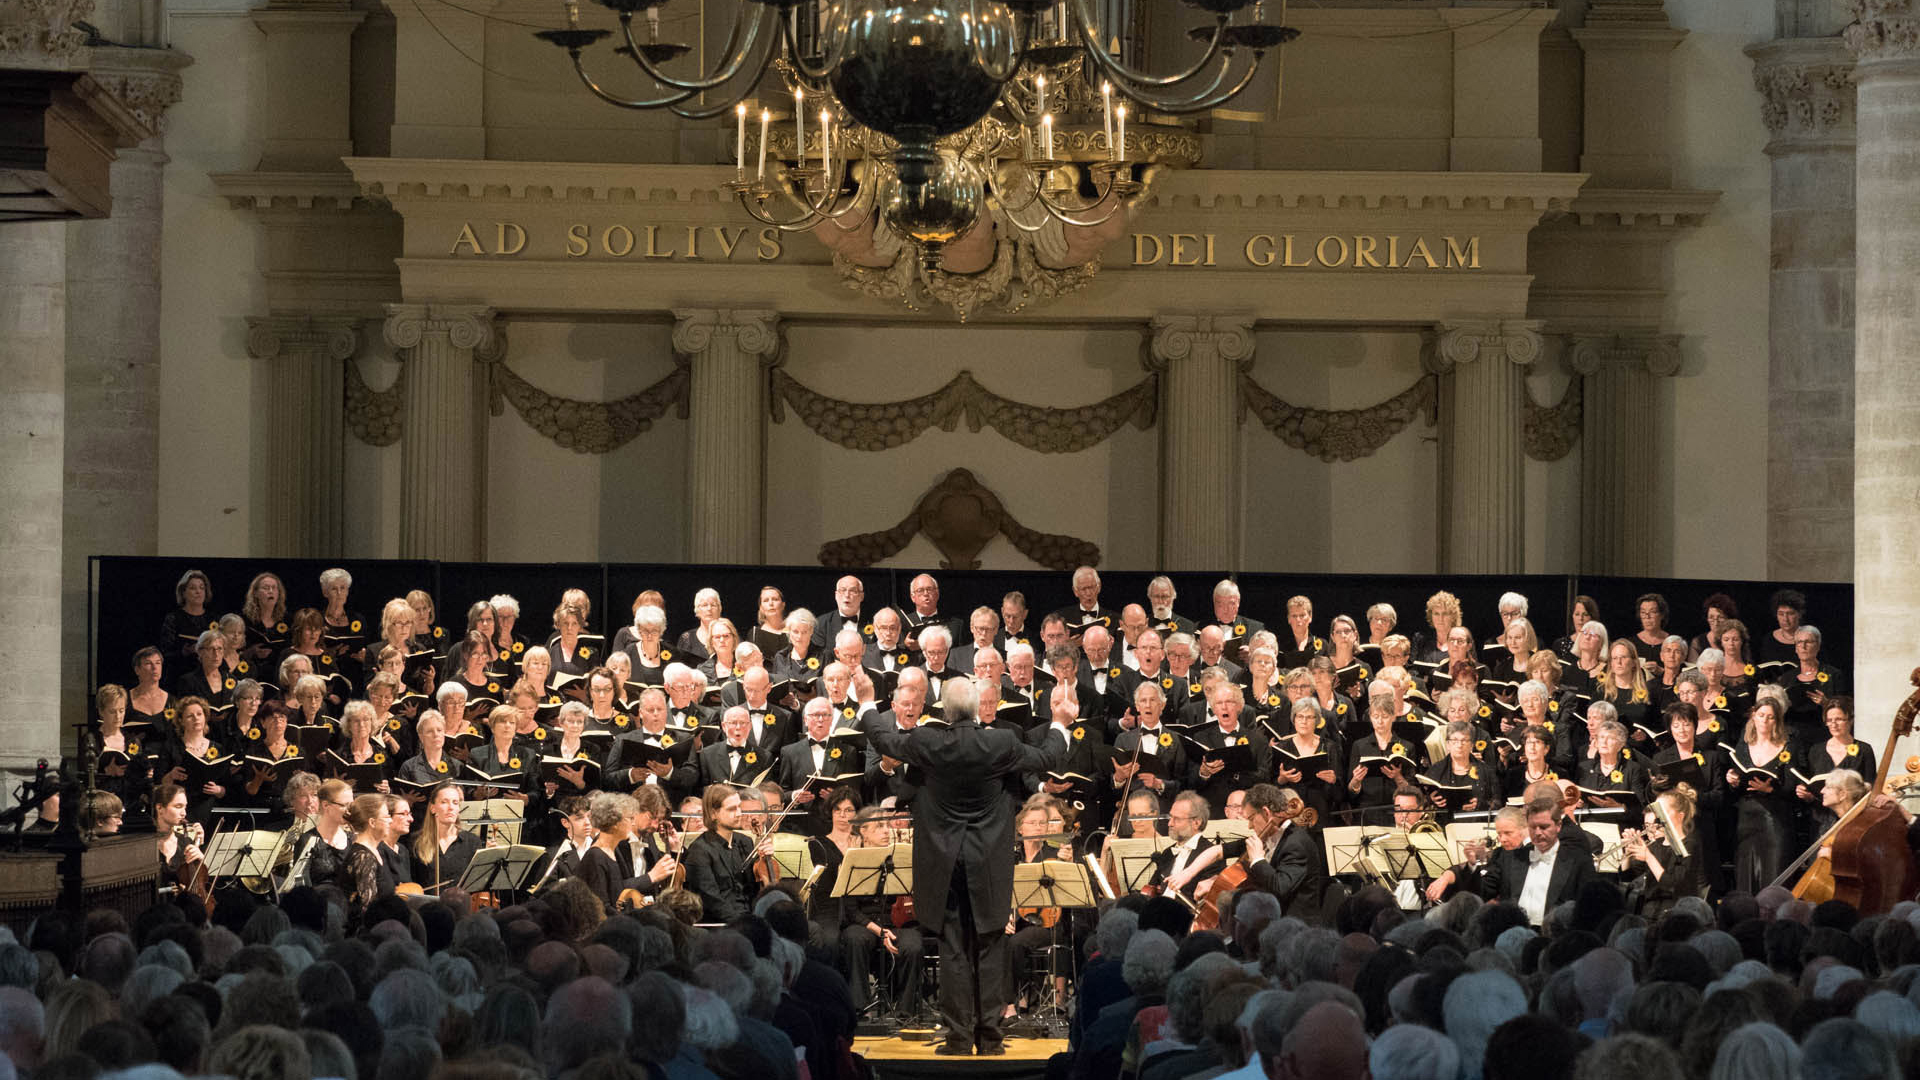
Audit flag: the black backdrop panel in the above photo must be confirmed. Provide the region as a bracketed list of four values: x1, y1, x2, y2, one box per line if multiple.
[92, 558, 1854, 693]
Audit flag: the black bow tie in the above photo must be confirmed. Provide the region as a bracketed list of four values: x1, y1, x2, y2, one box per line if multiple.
[811, 740, 826, 748]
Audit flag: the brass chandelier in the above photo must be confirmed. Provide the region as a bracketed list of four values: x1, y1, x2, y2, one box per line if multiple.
[539, 0, 1296, 269]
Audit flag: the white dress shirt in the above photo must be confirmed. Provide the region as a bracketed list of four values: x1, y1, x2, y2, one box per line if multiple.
[1518, 841, 1560, 926]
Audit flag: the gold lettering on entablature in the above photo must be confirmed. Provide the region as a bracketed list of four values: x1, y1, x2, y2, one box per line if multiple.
[1135, 233, 1483, 270]
[448, 222, 786, 261]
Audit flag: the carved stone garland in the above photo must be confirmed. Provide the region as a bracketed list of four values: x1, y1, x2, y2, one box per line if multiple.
[1239, 373, 1438, 463]
[819, 468, 1101, 570]
[1524, 379, 1583, 462]
[833, 232, 1106, 322]
[769, 368, 1158, 454]
[344, 359, 404, 447]
[489, 363, 691, 454]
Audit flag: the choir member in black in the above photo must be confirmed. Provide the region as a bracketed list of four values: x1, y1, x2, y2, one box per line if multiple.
[675, 588, 723, 664]
[489, 593, 530, 665]
[1488, 617, 1539, 698]
[698, 706, 764, 790]
[1595, 641, 1659, 751]
[1795, 697, 1874, 838]
[1502, 725, 1559, 802]
[769, 609, 821, 695]
[1648, 700, 1726, 891]
[468, 704, 536, 801]
[450, 631, 505, 713]
[442, 603, 500, 684]
[330, 701, 392, 793]
[605, 688, 696, 805]
[1004, 796, 1068, 1020]
[1565, 623, 1606, 697]
[1763, 589, 1808, 665]
[412, 781, 482, 894]
[1652, 635, 1690, 707]
[838, 806, 924, 1015]
[1113, 681, 1185, 806]
[295, 778, 354, 889]
[177, 631, 234, 712]
[550, 602, 599, 682]
[381, 793, 415, 885]
[952, 607, 1003, 678]
[1514, 680, 1568, 773]
[376, 598, 430, 699]
[1779, 625, 1847, 743]
[778, 698, 841, 818]
[318, 567, 368, 668]
[1629, 593, 1672, 663]
[577, 791, 637, 914]
[543, 700, 600, 803]
[1713, 622, 1760, 713]
[1725, 698, 1798, 894]
[1621, 783, 1704, 919]
[1323, 621, 1371, 704]
[1203, 579, 1264, 666]
[154, 782, 203, 889]
[1273, 698, 1341, 825]
[90, 684, 152, 819]
[127, 646, 174, 744]
[406, 589, 449, 667]
[1243, 642, 1286, 722]
[241, 572, 289, 663]
[1574, 716, 1647, 817]
[397, 709, 458, 795]
[1189, 685, 1265, 815]
[1347, 685, 1426, 820]
[697, 618, 746, 693]
[683, 783, 769, 923]
[160, 569, 216, 671]
[154, 697, 231, 828]
[1423, 721, 1495, 816]
[338, 794, 396, 927]
[286, 674, 337, 748]
[237, 702, 302, 812]
[281, 609, 348, 706]
[1410, 590, 1462, 667]
[623, 605, 672, 688]
[745, 585, 788, 658]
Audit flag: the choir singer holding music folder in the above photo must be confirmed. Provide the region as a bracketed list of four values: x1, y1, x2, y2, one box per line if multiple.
[857, 671, 1074, 1057]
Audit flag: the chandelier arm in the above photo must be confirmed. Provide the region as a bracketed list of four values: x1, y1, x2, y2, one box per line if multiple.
[621, 4, 771, 93]
[780, 6, 851, 83]
[735, 190, 832, 231]
[1073, 0, 1227, 89]
[970, 1, 1021, 86]
[569, 51, 701, 109]
[1032, 189, 1126, 228]
[662, 39, 783, 119]
[1121, 56, 1261, 115]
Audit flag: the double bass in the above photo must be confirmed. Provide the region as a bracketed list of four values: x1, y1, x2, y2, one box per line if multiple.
[1776, 668, 1920, 914]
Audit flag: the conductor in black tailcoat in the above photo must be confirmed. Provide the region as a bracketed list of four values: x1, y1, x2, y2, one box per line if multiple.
[861, 674, 1072, 1056]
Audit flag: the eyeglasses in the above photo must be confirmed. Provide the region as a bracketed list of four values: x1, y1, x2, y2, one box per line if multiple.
[329, 799, 353, 808]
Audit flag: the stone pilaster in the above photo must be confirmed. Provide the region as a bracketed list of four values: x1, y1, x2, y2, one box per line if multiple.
[251, 0, 364, 170]
[675, 309, 781, 564]
[60, 44, 188, 728]
[1572, 1, 1687, 188]
[384, 304, 497, 560]
[1847, 0, 1920, 736]
[0, 223, 67, 770]
[247, 316, 362, 556]
[1570, 333, 1683, 575]
[1748, 36, 1857, 582]
[1426, 319, 1541, 573]
[1148, 314, 1254, 571]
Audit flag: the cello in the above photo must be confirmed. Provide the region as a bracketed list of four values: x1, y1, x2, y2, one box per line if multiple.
[1192, 795, 1317, 932]
[1776, 668, 1920, 914]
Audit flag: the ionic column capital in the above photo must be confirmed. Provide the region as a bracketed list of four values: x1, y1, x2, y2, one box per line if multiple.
[383, 303, 496, 354]
[246, 314, 361, 361]
[1145, 314, 1255, 372]
[1425, 319, 1543, 374]
[672, 308, 782, 363]
[1569, 332, 1684, 377]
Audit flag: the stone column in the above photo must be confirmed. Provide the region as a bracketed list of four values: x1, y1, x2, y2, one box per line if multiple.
[384, 304, 497, 560]
[674, 309, 781, 564]
[1426, 320, 1541, 573]
[0, 223, 67, 770]
[1571, 333, 1683, 575]
[1148, 314, 1254, 571]
[1847, 0, 1920, 734]
[1748, 37, 1857, 582]
[60, 45, 189, 726]
[246, 316, 362, 556]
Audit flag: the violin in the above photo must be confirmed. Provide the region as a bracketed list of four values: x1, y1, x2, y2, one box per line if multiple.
[175, 821, 215, 905]
[1192, 796, 1317, 932]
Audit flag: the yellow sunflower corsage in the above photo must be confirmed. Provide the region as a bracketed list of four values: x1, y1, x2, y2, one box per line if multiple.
[863, 624, 875, 637]
[1548, 700, 1560, 713]
[1610, 769, 1624, 783]
[534, 727, 548, 741]
[247, 727, 261, 740]
[842, 707, 856, 720]
[276, 622, 289, 634]
[374, 752, 386, 764]
[615, 715, 630, 727]
[1072, 727, 1085, 741]
[513, 641, 525, 654]
[388, 717, 402, 731]
[661, 649, 672, 660]
[1313, 638, 1324, 651]
[1744, 664, 1756, 677]
[830, 747, 843, 760]
[1234, 624, 1247, 636]
[1336, 703, 1349, 715]
[1707, 718, 1722, 733]
[1692, 752, 1705, 765]
[1235, 736, 1249, 746]
[487, 682, 500, 694]
[579, 647, 592, 660]
[745, 751, 758, 765]
[224, 678, 236, 690]
[687, 716, 700, 729]
[320, 655, 333, 667]
[435, 760, 449, 773]
[1161, 678, 1174, 689]
[1267, 693, 1282, 707]
[1158, 732, 1172, 748]
[1818, 671, 1830, 684]
[897, 654, 910, 666]
[204, 748, 219, 761]
[1475, 739, 1488, 752]
[508, 756, 522, 768]
[576, 750, 590, 761]
[659, 733, 676, 748]
[1479, 705, 1492, 718]
[1111, 667, 1124, 679]
[1779, 751, 1791, 763]
[1848, 742, 1860, 757]
[1714, 695, 1728, 709]
[1390, 743, 1406, 756]
[1188, 683, 1201, 695]
[164, 707, 176, 720]
[237, 661, 249, 674]
[127, 741, 140, 756]
[350, 620, 363, 632]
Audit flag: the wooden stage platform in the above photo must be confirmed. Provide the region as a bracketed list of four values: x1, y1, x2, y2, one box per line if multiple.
[854, 1036, 1067, 1080]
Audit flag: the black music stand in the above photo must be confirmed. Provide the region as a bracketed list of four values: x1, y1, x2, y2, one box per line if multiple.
[455, 844, 541, 898]
[832, 843, 919, 1030]
[1010, 860, 1096, 1038]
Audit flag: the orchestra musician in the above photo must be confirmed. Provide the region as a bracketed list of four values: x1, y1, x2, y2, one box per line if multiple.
[1477, 795, 1600, 926]
[577, 791, 637, 913]
[681, 783, 771, 923]
[411, 781, 483, 894]
[1005, 795, 1067, 1021]
[153, 782, 203, 889]
[1237, 783, 1325, 920]
[339, 794, 396, 925]
[614, 785, 681, 902]
[837, 805, 925, 1016]
[380, 793, 415, 885]
[1147, 791, 1223, 902]
[1621, 783, 1704, 918]
[1425, 805, 1529, 904]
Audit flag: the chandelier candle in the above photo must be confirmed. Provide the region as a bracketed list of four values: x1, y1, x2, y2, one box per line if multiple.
[1041, 113, 1053, 159]
[1035, 73, 1046, 122]
[820, 109, 832, 172]
[736, 104, 746, 176]
[1115, 103, 1126, 161]
[758, 109, 769, 180]
[1102, 81, 1113, 156]
[794, 88, 805, 169]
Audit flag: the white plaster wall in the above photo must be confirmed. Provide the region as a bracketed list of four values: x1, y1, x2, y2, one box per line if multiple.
[1662, 0, 1773, 579]
[765, 324, 1158, 571]
[157, 7, 268, 557]
[483, 319, 685, 562]
[1240, 329, 1439, 574]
